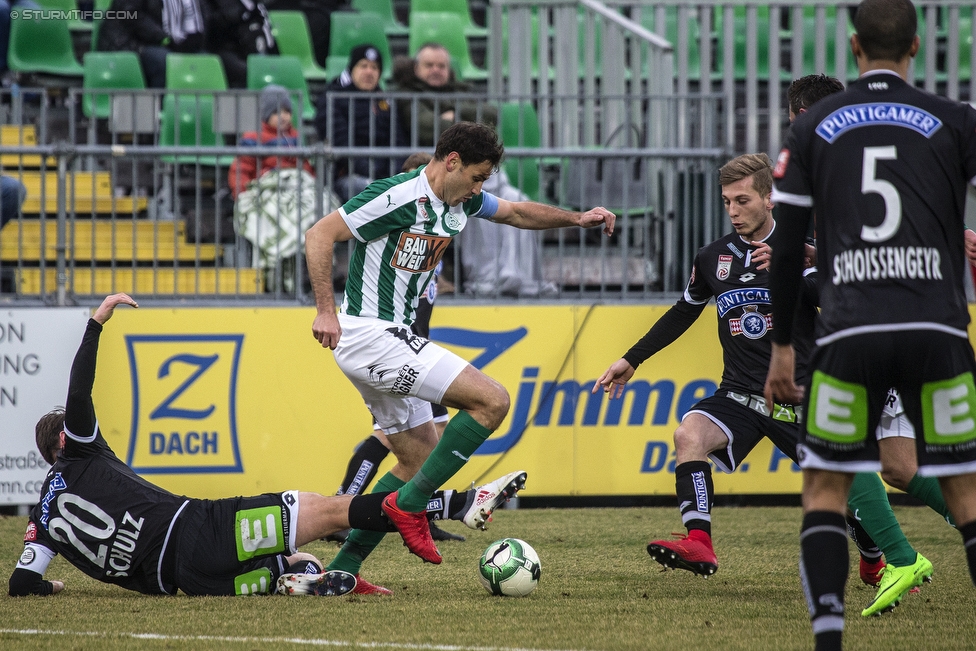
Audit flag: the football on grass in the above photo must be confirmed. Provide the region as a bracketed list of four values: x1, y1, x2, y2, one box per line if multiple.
[478, 538, 541, 597]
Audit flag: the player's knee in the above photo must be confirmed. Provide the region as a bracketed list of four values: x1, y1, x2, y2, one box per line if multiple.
[480, 382, 510, 429]
[672, 424, 702, 457]
[881, 467, 913, 491]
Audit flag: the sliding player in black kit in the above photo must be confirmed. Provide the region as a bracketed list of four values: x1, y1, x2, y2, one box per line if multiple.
[9, 293, 524, 598]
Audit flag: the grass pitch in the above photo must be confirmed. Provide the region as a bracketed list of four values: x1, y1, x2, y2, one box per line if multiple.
[2, 505, 975, 651]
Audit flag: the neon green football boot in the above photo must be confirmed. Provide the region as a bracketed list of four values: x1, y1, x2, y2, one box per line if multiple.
[861, 553, 933, 617]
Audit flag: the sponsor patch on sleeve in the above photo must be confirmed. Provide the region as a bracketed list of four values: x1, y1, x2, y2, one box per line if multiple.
[773, 149, 790, 178]
[24, 521, 37, 542]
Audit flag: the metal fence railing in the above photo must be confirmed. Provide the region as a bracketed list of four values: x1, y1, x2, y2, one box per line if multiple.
[0, 87, 727, 305]
[490, 1, 976, 155]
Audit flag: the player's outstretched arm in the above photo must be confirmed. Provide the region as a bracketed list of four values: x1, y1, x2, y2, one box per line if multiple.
[592, 359, 636, 399]
[92, 293, 138, 325]
[8, 568, 64, 597]
[306, 211, 354, 350]
[490, 199, 615, 236]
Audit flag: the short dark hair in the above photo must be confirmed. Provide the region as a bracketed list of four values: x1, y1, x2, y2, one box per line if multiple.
[35, 408, 65, 466]
[402, 151, 433, 172]
[788, 74, 845, 115]
[433, 122, 504, 169]
[853, 0, 917, 62]
[719, 153, 773, 198]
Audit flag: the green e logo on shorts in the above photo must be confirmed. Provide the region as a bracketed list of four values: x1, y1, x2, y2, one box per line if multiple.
[235, 568, 273, 595]
[807, 371, 868, 444]
[235, 506, 286, 561]
[922, 373, 976, 446]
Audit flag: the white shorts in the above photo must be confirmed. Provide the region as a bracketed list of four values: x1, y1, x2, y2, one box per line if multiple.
[875, 388, 916, 440]
[334, 313, 467, 434]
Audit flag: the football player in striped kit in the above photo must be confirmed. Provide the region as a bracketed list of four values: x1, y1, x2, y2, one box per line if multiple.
[305, 121, 614, 585]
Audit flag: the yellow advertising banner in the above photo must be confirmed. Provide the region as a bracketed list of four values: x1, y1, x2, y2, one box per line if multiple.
[88, 304, 976, 500]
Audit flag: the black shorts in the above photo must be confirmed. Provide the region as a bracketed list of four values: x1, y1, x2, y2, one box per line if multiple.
[799, 330, 976, 476]
[171, 491, 299, 596]
[685, 392, 801, 473]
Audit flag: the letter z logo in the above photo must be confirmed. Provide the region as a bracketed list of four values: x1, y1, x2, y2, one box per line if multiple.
[125, 334, 245, 474]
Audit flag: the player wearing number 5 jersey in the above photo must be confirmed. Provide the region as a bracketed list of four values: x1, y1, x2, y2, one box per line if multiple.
[766, 1, 976, 648]
[8, 293, 520, 598]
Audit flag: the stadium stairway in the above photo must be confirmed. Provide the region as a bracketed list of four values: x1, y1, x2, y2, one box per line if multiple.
[0, 125, 264, 296]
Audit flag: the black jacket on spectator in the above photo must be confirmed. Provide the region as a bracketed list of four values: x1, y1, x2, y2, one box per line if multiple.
[203, 0, 279, 87]
[315, 72, 407, 181]
[97, 0, 204, 54]
[390, 71, 497, 148]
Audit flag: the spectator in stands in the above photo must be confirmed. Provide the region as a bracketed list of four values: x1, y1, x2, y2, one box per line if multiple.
[459, 168, 556, 297]
[0, 175, 25, 229]
[97, 0, 206, 88]
[0, 174, 25, 293]
[229, 85, 337, 289]
[201, 0, 278, 88]
[314, 44, 407, 202]
[391, 43, 497, 147]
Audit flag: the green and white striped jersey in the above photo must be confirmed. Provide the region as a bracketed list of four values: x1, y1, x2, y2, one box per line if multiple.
[339, 166, 498, 326]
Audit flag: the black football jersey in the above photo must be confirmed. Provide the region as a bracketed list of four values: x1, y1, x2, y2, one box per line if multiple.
[684, 228, 817, 394]
[26, 320, 188, 595]
[773, 71, 976, 340]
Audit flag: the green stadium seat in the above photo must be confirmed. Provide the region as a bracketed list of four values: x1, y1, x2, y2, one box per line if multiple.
[323, 11, 394, 82]
[912, 7, 969, 84]
[351, 0, 407, 38]
[165, 53, 227, 90]
[90, 18, 103, 52]
[8, 12, 83, 77]
[35, 0, 92, 32]
[714, 6, 820, 81]
[409, 11, 487, 81]
[577, 10, 610, 78]
[82, 51, 146, 119]
[411, 0, 486, 38]
[957, 10, 973, 82]
[158, 94, 232, 166]
[499, 102, 540, 201]
[640, 7, 702, 79]
[800, 13, 858, 81]
[268, 10, 330, 82]
[246, 54, 314, 122]
[721, 6, 771, 80]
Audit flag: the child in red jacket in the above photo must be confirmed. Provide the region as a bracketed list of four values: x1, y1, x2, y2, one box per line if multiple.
[228, 85, 314, 199]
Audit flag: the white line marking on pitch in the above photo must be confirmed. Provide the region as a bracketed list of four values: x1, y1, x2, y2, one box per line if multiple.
[0, 629, 592, 651]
